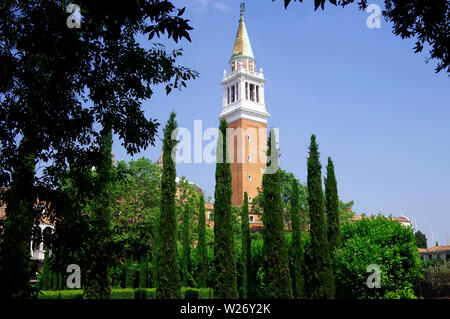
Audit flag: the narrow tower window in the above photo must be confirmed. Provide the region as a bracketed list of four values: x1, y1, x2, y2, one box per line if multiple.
[256, 85, 260, 103]
[227, 87, 230, 104]
[249, 215, 254, 223]
[245, 82, 249, 100]
[236, 83, 239, 100]
[249, 84, 255, 101]
[231, 85, 235, 102]
[248, 175, 252, 181]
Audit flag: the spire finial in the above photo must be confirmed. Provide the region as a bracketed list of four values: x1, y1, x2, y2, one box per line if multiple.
[240, 2, 245, 20]
[230, 2, 254, 63]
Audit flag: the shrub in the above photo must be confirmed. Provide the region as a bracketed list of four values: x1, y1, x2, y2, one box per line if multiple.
[38, 290, 84, 299]
[184, 289, 199, 299]
[109, 288, 135, 299]
[134, 289, 147, 299]
[181, 287, 213, 299]
[144, 288, 157, 299]
[37, 288, 210, 299]
[334, 215, 422, 299]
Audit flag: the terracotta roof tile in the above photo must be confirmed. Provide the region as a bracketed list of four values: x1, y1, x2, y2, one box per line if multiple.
[419, 245, 450, 253]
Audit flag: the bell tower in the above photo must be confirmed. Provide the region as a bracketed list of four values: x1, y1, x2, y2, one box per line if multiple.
[219, 3, 270, 207]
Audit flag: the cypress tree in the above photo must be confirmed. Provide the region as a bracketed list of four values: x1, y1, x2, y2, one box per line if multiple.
[414, 231, 427, 249]
[241, 192, 252, 298]
[41, 251, 51, 291]
[182, 203, 191, 287]
[41, 228, 54, 291]
[152, 210, 160, 289]
[156, 112, 181, 298]
[307, 135, 335, 298]
[290, 179, 305, 298]
[262, 129, 292, 298]
[198, 195, 208, 288]
[58, 272, 64, 290]
[139, 254, 149, 288]
[51, 271, 58, 291]
[125, 257, 134, 288]
[83, 127, 114, 299]
[325, 157, 340, 256]
[213, 119, 238, 298]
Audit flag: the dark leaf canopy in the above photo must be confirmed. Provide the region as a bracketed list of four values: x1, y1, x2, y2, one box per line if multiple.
[0, 0, 198, 186]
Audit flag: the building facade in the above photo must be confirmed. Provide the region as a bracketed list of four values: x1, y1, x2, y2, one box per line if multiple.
[0, 198, 54, 273]
[419, 245, 450, 262]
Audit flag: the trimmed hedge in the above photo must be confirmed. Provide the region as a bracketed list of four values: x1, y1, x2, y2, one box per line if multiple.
[110, 288, 139, 299]
[38, 290, 84, 299]
[38, 288, 213, 299]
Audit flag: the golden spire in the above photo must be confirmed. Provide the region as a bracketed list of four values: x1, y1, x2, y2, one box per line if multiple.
[230, 2, 254, 62]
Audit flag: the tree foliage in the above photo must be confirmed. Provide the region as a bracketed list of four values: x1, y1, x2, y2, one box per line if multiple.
[325, 157, 340, 256]
[307, 135, 335, 298]
[213, 119, 238, 298]
[139, 254, 149, 289]
[252, 169, 309, 228]
[182, 203, 192, 287]
[290, 179, 305, 298]
[0, 0, 198, 185]
[156, 112, 181, 299]
[0, 0, 197, 298]
[82, 128, 114, 299]
[111, 158, 161, 262]
[253, 168, 353, 228]
[261, 129, 292, 298]
[0, 137, 37, 298]
[334, 215, 422, 299]
[414, 231, 428, 249]
[276, 0, 450, 74]
[421, 260, 450, 295]
[197, 195, 208, 288]
[240, 192, 252, 298]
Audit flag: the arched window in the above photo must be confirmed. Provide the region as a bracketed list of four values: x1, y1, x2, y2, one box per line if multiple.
[31, 226, 42, 252]
[42, 226, 54, 252]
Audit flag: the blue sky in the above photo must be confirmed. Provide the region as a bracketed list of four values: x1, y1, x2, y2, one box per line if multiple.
[112, 0, 450, 247]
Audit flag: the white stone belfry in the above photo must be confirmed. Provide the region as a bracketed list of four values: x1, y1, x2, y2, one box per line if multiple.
[219, 4, 270, 125]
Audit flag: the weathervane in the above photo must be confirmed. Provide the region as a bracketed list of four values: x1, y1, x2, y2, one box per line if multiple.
[240, 2, 245, 19]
